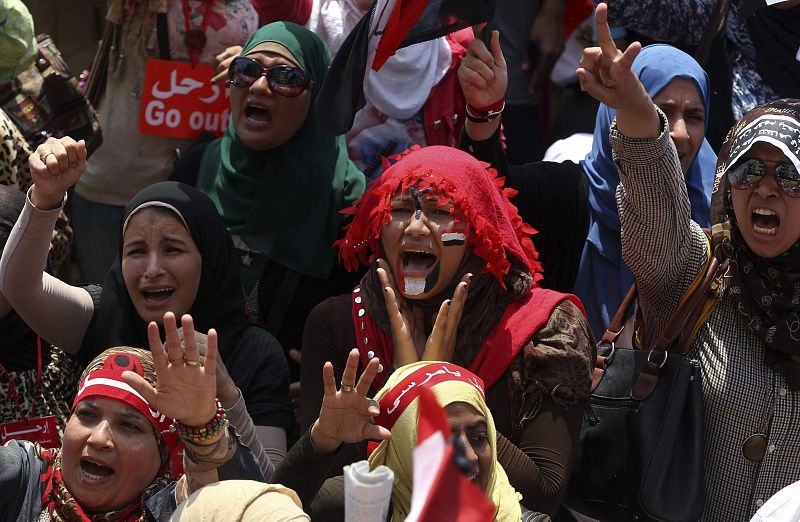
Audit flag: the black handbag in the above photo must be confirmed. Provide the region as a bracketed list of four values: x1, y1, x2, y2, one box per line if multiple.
[567, 255, 722, 522]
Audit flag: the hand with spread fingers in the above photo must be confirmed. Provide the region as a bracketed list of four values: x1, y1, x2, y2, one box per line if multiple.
[123, 312, 218, 427]
[212, 45, 243, 84]
[29, 136, 87, 211]
[377, 258, 471, 366]
[576, 3, 659, 138]
[310, 349, 391, 455]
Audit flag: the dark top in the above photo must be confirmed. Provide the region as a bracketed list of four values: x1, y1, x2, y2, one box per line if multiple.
[296, 294, 588, 516]
[459, 128, 589, 293]
[171, 141, 362, 359]
[82, 284, 292, 430]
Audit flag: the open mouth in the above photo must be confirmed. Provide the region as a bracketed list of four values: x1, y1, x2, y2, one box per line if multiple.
[401, 250, 438, 275]
[142, 287, 174, 305]
[244, 103, 272, 123]
[752, 208, 780, 236]
[80, 458, 114, 482]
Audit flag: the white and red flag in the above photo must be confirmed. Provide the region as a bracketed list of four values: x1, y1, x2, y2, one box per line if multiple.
[405, 387, 495, 522]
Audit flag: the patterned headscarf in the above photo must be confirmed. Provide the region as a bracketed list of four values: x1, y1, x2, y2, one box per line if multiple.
[710, 98, 800, 387]
[37, 348, 176, 522]
[368, 361, 522, 521]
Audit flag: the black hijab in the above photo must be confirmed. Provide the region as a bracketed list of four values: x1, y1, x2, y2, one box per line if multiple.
[89, 182, 249, 360]
[711, 98, 800, 387]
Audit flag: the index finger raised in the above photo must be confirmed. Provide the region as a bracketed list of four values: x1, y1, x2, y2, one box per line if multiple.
[594, 3, 617, 56]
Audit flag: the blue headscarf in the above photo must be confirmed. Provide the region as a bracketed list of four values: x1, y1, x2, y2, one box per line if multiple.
[573, 44, 717, 337]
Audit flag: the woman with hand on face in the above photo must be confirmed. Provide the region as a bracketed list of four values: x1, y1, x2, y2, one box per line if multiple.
[171, 22, 365, 359]
[274, 353, 525, 521]
[0, 311, 264, 521]
[0, 137, 292, 480]
[299, 145, 595, 515]
[458, 25, 717, 338]
[577, 3, 800, 519]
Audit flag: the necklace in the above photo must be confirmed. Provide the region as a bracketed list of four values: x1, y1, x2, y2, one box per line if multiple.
[181, 0, 215, 67]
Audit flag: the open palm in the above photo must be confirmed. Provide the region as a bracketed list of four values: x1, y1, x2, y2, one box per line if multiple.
[123, 312, 217, 427]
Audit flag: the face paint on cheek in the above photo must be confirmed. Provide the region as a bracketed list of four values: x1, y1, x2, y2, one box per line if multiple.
[441, 231, 467, 246]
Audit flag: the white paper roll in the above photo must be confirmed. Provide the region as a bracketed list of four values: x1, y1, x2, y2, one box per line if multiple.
[344, 460, 395, 522]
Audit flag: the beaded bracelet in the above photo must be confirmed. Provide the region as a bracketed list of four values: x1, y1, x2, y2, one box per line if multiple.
[172, 399, 228, 445]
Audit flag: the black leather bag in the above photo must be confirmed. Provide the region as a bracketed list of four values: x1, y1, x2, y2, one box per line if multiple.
[567, 256, 722, 521]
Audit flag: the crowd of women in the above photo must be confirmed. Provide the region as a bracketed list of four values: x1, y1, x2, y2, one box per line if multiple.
[1, 0, 799, 520]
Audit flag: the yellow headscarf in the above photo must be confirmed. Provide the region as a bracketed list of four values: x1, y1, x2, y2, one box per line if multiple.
[368, 362, 522, 521]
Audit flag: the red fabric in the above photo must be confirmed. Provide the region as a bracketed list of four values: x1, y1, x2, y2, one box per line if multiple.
[373, 363, 485, 430]
[72, 354, 172, 435]
[336, 145, 543, 283]
[339, 145, 583, 389]
[468, 288, 584, 389]
[422, 30, 471, 148]
[414, 388, 495, 522]
[372, 0, 431, 71]
[249, 0, 312, 26]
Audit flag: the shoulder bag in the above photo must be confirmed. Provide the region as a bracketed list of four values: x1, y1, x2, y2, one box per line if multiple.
[566, 249, 723, 521]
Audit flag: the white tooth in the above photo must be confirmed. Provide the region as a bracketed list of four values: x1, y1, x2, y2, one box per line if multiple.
[754, 208, 776, 216]
[754, 224, 777, 235]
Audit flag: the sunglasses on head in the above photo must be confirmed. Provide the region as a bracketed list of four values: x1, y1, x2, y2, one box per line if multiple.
[228, 56, 312, 97]
[728, 157, 800, 198]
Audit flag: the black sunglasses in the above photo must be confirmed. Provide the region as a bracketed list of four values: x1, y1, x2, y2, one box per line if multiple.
[728, 158, 800, 198]
[228, 56, 313, 97]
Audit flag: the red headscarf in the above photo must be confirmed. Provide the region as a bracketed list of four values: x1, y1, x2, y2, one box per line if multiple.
[336, 146, 583, 389]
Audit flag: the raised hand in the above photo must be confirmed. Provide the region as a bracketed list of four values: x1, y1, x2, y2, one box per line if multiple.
[212, 45, 243, 84]
[29, 136, 87, 210]
[458, 25, 507, 110]
[310, 349, 391, 455]
[576, 3, 658, 138]
[123, 312, 218, 427]
[377, 258, 471, 366]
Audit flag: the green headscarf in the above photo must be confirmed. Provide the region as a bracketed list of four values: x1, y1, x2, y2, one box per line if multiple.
[197, 22, 365, 279]
[0, 0, 37, 84]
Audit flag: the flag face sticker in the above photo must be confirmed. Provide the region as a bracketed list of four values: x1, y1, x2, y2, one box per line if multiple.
[441, 231, 466, 246]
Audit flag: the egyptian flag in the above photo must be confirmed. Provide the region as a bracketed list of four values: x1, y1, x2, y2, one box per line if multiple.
[406, 387, 495, 522]
[315, 0, 495, 136]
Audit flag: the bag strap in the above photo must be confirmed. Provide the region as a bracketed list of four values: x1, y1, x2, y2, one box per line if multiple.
[86, 21, 115, 107]
[592, 231, 722, 394]
[695, 0, 732, 69]
[632, 234, 722, 400]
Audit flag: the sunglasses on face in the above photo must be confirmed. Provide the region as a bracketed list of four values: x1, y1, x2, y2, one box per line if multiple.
[228, 56, 312, 97]
[728, 158, 800, 198]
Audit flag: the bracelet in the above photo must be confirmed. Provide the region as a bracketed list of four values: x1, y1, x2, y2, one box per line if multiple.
[172, 399, 228, 445]
[466, 98, 505, 123]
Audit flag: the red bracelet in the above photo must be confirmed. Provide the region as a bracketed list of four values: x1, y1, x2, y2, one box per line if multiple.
[468, 98, 505, 114]
[466, 98, 505, 123]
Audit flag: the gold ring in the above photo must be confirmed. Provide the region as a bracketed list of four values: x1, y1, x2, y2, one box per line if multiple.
[184, 359, 202, 367]
[340, 383, 355, 393]
[39, 150, 55, 163]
